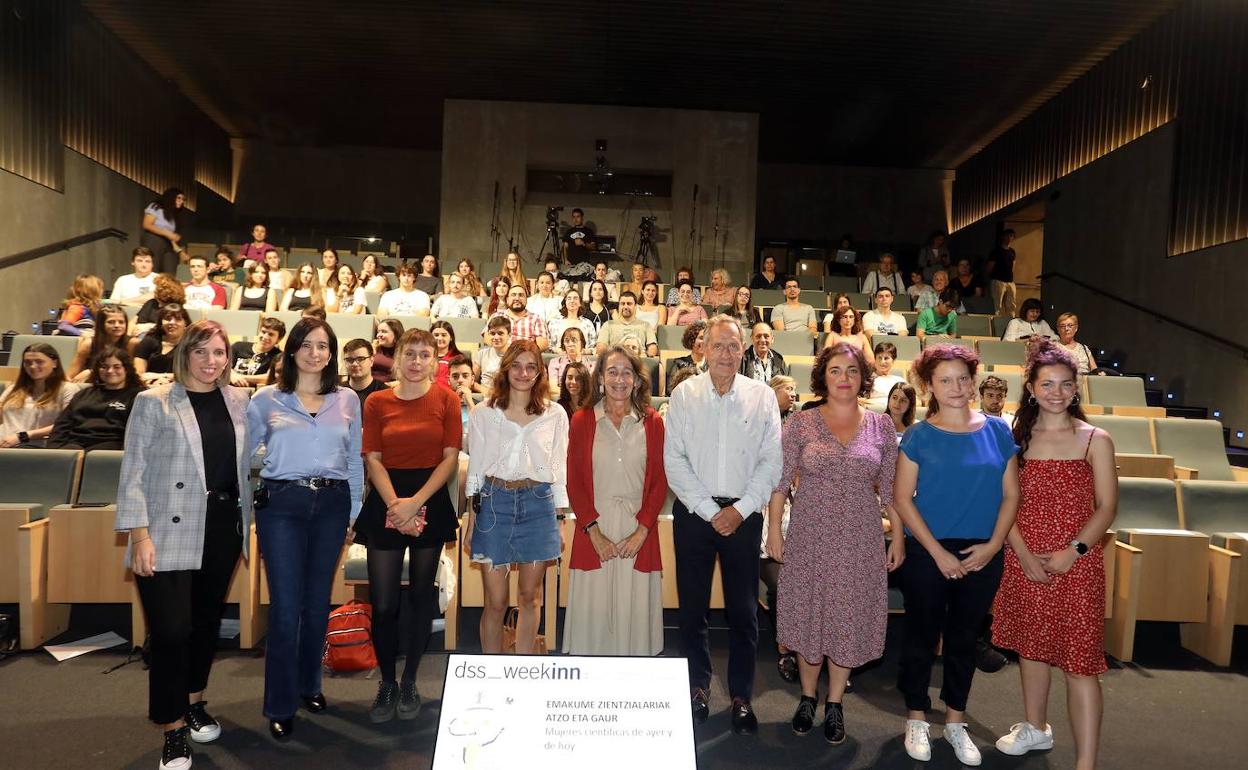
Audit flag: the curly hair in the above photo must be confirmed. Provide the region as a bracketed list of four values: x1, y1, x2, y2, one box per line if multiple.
[1012, 337, 1086, 465]
[810, 342, 874, 399]
[910, 343, 980, 416]
[830, 305, 863, 335]
[682, 319, 707, 351]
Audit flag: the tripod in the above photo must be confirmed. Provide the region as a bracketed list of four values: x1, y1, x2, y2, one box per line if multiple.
[636, 223, 657, 268]
[537, 222, 561, 265]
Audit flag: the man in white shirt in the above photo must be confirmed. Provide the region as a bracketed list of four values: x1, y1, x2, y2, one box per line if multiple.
[430, 273, 480, 319]
[861, 252, 906, 296]
[525, 272, 563, 323]
[861, 286, 909, 337]
[377, 265, 432, 318]
[663, 316, 782, 735]
[769, 277, 818, 335]
[182, 255, 227, 309]
[109, 247, 157, 306]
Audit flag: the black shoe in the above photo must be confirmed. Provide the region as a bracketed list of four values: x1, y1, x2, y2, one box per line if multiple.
[268, 718, 294, 741]
[791, 695, 817, 735]
[159, 726, 193, 770]
[185, 700, 221, 743]
[823, 701, 846, 745]
[730, 698, 758, 735]
[301, 693, 328, 713]
[370, 681, 399, 724]
[975, 639, 1008, 673]
[397, 680, 421, 720]
[777, 651, 799, 683]
[690, 688, 709, 726]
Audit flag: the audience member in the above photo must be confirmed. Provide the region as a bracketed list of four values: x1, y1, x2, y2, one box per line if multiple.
[953, 258, 985, 299]
[862, 287, 909, 337]
[264, 249, 293, 293]
[429, 320, 462, 389]
[862, 252, 906, 295]
[548, 327, 595, 387]
[454, 258, 486, 306]
[343, 339, 388, 406]
[207, 248, 237, 281]
[246, 318, 363, 740]
[360, 254, 390, 294]
[58, 273, 104, 335]
[727, 285, 758, 329]
[464, 340, 569, 654]
[68, 304, 132, 381]
[497, 251, 527, 292]
[664, 316, 782, 734]
[928, 269, 966, 314]
[413, 254, 442, 297]
[182, 256, 227, 310]
[667, 281, 709, 326]
[770, 278, 818, 334]
[620, 262, 646, 297]
[750, 255, 784, 290]
[237, 224, 273, 267]
[497, 284, 549, 350]
[978, 375, 1011, 421]
[665, 320, 707, 393]
[133, 274, 187, 337]
[702, 268, 735, 307]
[525, 272, 562, 323]
[542, 257, 572, 296]
[893, 344, 1019, 765]
[140, 188, 186, 274]
[548, 290, 597, 351]
[371, 318, 403, 383]
[445, 354, 477, 433]
[317, 249, 340, 288]
[472, 316, 511, 393]
[869, 341, 905, 403]
[230, 262, 277, 312]
[330, 265, 367, 314]
[887, 382, 917, 440]
[116, 320, 248, 768]
[1054, 313, 1097, 376]
[597, 292, 658, 357]
[767, 343, 903, 744]
[915, 288, 960, 339]
[564, 346, 667, 655]
[740, 322, 790, 383]
[562, 208, 596, 262]
[636, 280, 668, 328]
[770, 374, 797, 421]
[110, 247, 158, 305]
[357, 328, 462, 723]
[1002, 299, 1055, 342]
[377, 265, 430, 318]
[301, 306, 327, 321]
[46, 346, 143, 451]
[908, 270, 937, 310]
[824, 306, 877, 367]
[556, 361, 592, 417]
[987, 229, 1018, 317]
[229, 317, 285, 387]
[917, 231, 951, 281]
[992, 339, 1118, 769]
[431, 273, 480, 319]
[486, 276, 512, 317]
[1, 343, 78, 447]
[134, 304, 192, 385]
[822, 293, 853, 333]
[584, 279, 616, 335]
[665, 267, 703, 305]
[280, 263, 330, 313]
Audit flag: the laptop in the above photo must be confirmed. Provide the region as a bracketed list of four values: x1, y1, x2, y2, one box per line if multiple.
[834, 249, 857, 265]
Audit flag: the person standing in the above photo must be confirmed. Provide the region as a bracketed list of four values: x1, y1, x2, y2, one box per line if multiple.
[356, 329, 462, 723]
[563, 346, 668, 656]
[562, 208, 596, 263]
[116, 320, 252, 770]
[766, 343, 904, 745]
[992, 340, 1118, 769]
[141, 188, 186, 274]
[664, 316, 783, 735]
[987, 229, 1018, 317]
[893, 344, 1019, 766]
[246, 318, 363, 740]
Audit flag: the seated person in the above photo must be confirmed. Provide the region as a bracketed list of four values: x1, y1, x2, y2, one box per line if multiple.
[769, 277, 817, 334]
[861, 286, 909, 337]
[664, 267, 702, 305]
[740, 322, 789, 382]
[446, 354, 478, 434]
[377, 264, 431, 317]
[750, 255, 784, 290]
[597, 292, 658, 357]
[414, 253, 443, 296]
[207, 248, 238, 280]
[701, 268, 735, 307]
[547, 327, 596, 387]
[860, 251, 906, 295]
[229, 317, 285, 387]
[431, 272, 481, 319]
[58, 274, 104, 336]
[132, 274, 186, 337]
[666, 280, 709, 326]
[952, 258, 985, 298]
[133, 304, 192, 385]
[908, 269, 936, 310]
[1, 343, 79, 448]
[45, 346, 144, 451]
[472, 315, 512, 393]
[526, 271, 563, 323]
[915, 288, 960, 339]
[665, 320, 707, 393]
[978, 374, 1014, 421]
[181, 255, 227, 309]
[868, 341, 905, 405]
[237, 223, 273, 267]
[343, 338, 389, 406]
[1001, 298, 1056, 341]
[542, 257, 573, 296]
[109, 247, 157, 306]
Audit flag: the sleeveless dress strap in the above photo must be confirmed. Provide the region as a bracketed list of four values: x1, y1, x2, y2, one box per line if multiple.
[1083, 427, 1095, 459]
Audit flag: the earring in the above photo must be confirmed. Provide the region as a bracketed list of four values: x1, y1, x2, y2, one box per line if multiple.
[1025, 393, 1038, 406]
[1071, 393, 1081, 406]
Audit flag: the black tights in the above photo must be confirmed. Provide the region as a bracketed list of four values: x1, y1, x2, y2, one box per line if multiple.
[366, 546, 441, 684]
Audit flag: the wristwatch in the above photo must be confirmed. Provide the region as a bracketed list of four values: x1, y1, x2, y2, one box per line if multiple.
[1070, 539, 1089, 557]
[583, 521, 599, 534]
[17, 431, 29, 445]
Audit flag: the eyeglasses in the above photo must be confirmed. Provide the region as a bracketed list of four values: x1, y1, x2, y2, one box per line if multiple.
[343, 356, 372, 364]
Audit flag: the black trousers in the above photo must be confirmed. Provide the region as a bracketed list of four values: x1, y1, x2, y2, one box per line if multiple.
[897, 538, 1003, 713]
[135, 499, 242, 724]
[141, 231, 179, 275]
[366, 545, 442, 684]
[673, 499, 763, 701]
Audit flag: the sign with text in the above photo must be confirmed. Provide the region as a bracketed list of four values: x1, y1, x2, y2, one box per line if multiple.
[433, 654, 696, 770]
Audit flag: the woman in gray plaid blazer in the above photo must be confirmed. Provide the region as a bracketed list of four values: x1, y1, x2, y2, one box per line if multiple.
[116, 320, 253, 770]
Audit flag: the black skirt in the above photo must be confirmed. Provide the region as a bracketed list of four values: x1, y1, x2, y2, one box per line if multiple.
[353, 466, 457, 550]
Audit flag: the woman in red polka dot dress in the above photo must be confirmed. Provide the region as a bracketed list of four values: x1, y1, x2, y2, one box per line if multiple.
[991, 339, 1118, 770]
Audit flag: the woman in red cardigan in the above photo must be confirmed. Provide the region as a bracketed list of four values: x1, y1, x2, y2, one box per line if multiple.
[562, 345, 668, 655]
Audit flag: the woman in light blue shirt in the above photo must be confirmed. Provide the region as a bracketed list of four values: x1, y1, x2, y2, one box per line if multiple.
[141, 188, 186, 275]
[246, 318, 363, 741]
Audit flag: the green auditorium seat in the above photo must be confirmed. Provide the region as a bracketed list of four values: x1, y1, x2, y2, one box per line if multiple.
[958, 314, 995, 337]
[204, 309, 262, 340]
[1175, 480, 1248, 666]
[788, 362, 814, 395]
[1087, 376, 1149, 408]
[772, 329, 815, 358]
[975, 339, 1026, 366]
[444, 316, 485, 342]
[656, 324, 687, 352]
[1152, 418, 1237, 482]
[74, 450, 124, 505]
[1, 449, 83, 603]
[877, 335, 919, 362]
[9, 335, 79, 371]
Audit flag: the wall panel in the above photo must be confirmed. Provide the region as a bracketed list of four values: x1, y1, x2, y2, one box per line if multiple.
[0, 0, 67, 190]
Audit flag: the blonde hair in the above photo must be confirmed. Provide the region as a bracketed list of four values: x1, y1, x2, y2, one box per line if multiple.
[711, 267, 731, 284]
[172, 320, 232, 388]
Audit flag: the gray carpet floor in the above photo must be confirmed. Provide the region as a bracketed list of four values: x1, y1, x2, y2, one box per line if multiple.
[0, 611, 1243, 769]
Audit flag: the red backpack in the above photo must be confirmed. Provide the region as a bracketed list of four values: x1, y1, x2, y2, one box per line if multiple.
[322, 599, 378, 673]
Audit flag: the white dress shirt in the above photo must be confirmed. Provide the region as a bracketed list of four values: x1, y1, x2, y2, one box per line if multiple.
[466, 404, 570, 508]
[663, 371, 782, 521]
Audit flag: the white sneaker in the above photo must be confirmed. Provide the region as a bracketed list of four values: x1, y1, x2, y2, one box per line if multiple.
[996, 721, 1054, 755]
[905, 719, 932, 761]
[943, 722, 982, 766]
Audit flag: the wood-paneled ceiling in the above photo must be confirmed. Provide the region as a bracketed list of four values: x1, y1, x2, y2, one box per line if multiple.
[83, 0, 1177, 168]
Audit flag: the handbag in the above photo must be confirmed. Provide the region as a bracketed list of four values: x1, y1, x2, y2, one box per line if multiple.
[322, 599, 379, 673]
[501, 607, 548, 654]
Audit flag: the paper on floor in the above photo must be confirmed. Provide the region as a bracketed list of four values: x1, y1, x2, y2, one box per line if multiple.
[44, 631, 128, 662]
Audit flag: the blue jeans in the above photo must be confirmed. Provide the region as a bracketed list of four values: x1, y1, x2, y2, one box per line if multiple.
[256, 483, 350, 720]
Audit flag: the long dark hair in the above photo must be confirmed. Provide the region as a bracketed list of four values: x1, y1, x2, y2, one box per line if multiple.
[1013, 338, 1087, 466]
[152, 188, 185, 229]
[558, 361, 592, 415]
[88, 346, 143, 390]
[90, 305, 132, 360]
[430, 320, 462, 358]
[1, 343, 68, 410]
[278, 318, 340, 394]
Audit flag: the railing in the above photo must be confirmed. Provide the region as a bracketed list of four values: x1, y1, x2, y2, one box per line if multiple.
[0, 228, 128, 271]
[1040, 271, 1248, 359]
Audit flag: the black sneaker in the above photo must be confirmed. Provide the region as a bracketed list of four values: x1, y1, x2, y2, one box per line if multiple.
[369, 681, 399, 724]
[823, 701, 846, 746]
[975, 639, 1008, 673]
[185, 700, 221, 744]
[791, 695, 817, 735]
[159, 725, 193, 770]
[397, 680, 421, 720]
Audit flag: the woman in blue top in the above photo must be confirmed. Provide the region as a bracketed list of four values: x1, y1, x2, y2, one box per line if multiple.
[141, 188, 186, 275]
[893, 344, 1019, 767]
[246, 318, 363, 742]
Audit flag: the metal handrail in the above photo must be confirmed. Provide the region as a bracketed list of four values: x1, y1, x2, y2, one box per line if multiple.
[0, 228, 128, 271]
[1039, 271, 1248, 359]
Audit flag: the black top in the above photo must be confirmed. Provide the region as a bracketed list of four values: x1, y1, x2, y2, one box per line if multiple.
[988, 245, 1016, 282]
[47, 385, 143, 449]
[287, 291, 313, 310]
[351, 378, 389, 407]
[750, 272, 785, 290]
[584, 303, 615, 331]
[136, 298, 162, 325]
[186, 388, 238, 495]
[230, 341, 280, 377]
[237, 287, 269, 310]
[134, 334, 176, 373]
[563, 223, 596, 263]
[954, 274, 985, 296]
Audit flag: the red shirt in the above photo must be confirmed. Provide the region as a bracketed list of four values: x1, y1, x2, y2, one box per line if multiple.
[362, 384, 462, 468]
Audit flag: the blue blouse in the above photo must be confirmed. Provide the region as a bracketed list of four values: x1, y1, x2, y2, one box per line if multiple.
[899, 417, 1017, 540]
[246, 386, 364, 520]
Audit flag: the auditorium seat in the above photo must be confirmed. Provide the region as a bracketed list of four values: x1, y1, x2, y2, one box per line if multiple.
[643, 357, 662, 396]
[963, 295, 995, 315]
[959, 315, 995, 337]
[74, 450, 124, 504]
[848, 293, 871, 310]
[772, 329, 815, 357]
[264, 311, 305, 337]
[10, 334, 79, 370]
[788, 361, 814, 395]
[444, 316, 485, 342]
[175, 264, 192, 282]
[1152, 418, 1242, 482]
[325, 312, 374, 344]
[1, 448, 83, 604]
[890, 293, 913, 311]
[880, 335, 920, 362]
[204, 309, 262, 341]
[656, 325, 686, 351]
[921, 335, 971, 350]
[1087, 415, 1176, 479]
[364, 290, 382, 314]
[797, 275, 823, 291]
[752, 289, 784, 307]
[388, 314, 432, 332]
[798, 290, 828, 308]
[1086, 376, 1150, 410]
[287, 247, 319, 263]
[976, 339, 1026, 367]
[1172, 480, 1248, 666]
[825, 276, 859, 294]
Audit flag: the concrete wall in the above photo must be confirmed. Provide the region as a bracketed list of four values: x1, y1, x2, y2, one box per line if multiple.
[439, 100, 757, 279]
[0, 149, 151, 332]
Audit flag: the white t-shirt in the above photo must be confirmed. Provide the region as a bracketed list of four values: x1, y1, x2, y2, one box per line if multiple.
[526, 294, 563, 323]
[861, 310, 908, 336]
[432, 294, 481, 319]
[109, 273, 155, 303]
[378, 288, 431, 316]
[870, 373, 906, 403]
[335, 287, 368, 313]
[1, 383, 80, 435]
[473, 346, 504, 390]
[183, 282, 221, 309]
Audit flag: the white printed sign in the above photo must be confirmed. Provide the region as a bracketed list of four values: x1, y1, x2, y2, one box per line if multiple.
[434, 654, 697, 770]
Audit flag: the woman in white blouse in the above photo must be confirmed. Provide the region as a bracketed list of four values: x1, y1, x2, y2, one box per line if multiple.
[464, 339, 569, 654]
[1002, 299, 1057, 342]
[329, 265, 368, 315]
[1, 342, 78, 447]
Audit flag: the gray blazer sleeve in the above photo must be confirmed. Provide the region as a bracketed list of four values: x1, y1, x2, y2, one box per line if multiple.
[115, 390, 161, 531]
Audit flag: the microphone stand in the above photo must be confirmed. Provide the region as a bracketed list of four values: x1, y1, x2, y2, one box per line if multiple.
[507, 186, 519, 253]
[711, 185, 722, 270]
[489, 181, 502, 262]
[687, 183, 699, 266]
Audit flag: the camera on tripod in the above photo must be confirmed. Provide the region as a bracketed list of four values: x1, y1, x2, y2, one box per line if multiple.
[639, 216, 657, 236]
[546, 206, 564, 228]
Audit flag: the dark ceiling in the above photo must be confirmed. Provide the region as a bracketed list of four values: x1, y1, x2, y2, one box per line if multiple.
[83, 0, 1177, 168]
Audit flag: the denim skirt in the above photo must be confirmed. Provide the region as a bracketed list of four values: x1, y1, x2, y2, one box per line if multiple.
[470, 481, 560, 568]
